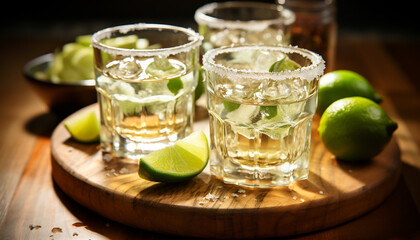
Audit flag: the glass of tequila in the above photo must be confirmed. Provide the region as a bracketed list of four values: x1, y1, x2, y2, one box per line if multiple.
[202, 45, 325, 187]
[91, 23, 202, 161]
[194, 1, 295, 53]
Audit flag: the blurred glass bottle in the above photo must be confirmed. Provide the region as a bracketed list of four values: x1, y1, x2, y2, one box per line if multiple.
[278, 0, 337, 72]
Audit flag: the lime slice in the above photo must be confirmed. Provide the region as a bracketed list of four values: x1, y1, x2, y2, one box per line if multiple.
[138, 130, 209, 182]
[167, 78, 183, 95]
[102, 35, 139, 49]
[64, 111, 100, 143]
[269, 56, 301, 72]
[76, 35, 92, 47]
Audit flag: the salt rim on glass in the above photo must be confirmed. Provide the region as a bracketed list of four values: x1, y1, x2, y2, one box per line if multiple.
[202, 45, 325, 83]
[91, 23, 203, 57]
[194, 1, 295, 31]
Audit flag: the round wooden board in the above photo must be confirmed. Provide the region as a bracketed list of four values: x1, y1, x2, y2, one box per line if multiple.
[51, 103, 401, 239]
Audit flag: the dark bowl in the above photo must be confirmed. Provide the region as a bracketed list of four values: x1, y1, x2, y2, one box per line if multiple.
[23, 53, 97, 117]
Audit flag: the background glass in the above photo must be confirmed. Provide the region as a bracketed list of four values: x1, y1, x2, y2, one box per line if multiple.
[195, 1, 295, 53]
[278, 0, 337, 72]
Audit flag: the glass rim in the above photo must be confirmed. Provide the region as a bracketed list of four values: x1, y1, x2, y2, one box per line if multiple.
[194, 1, 295, 31]
[202, 44, 325, 82]
[91, 23, 203, 57]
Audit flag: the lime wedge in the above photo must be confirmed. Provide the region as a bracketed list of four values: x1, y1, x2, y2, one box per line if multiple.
[138, 130, 209, 182]
[64, 111, 100, 143]
[269, 56, 301, 72]
[102, 35, 139, 49]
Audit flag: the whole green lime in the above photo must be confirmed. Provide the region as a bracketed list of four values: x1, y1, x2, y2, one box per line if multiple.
[318, 97, 397, 162]
[318, 70, 382, 114]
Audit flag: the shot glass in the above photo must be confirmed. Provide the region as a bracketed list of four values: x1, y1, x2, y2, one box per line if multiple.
[202, 45, 325, 187]
[194, 1, 295, 53]
[91, 23, 202, 161]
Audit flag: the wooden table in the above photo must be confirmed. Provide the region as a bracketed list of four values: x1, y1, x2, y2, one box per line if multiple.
[1, 33, 420, 239]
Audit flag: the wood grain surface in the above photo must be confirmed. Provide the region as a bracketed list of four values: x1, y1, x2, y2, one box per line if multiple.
[51, 103, 401, 239]
[1, 36, 420, 240]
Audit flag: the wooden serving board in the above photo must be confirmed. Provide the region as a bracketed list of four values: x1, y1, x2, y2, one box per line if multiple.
[51, 103, 401, 239]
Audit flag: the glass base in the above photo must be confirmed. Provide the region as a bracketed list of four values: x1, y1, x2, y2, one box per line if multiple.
[100, 126, 191, 162]
[210, 150, 310, 188]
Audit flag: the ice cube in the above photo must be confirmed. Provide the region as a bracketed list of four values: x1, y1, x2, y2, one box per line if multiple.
[254, 80, 291, 103]
[109, 81, 136, 96]
[277, 102, 305, 121]
[210, 29, 241, 47]
[113, 93, 143, 115]
[251, 50, 284, 72]
[225, 104, 260, 124]
[143, 95, 175, 116]
[258, 121, 291, 140]
[106, 56, 142, 80]
[245, 28, 285, 45]
[141, 81, 172, 96]
[145, 56, 185, 80]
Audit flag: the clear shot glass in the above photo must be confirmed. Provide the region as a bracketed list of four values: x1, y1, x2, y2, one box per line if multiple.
[202, 44, 325, 187]
[91, 23, 202, 161]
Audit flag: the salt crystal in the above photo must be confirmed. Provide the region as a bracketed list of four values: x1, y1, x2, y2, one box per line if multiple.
[292, 196, 297, 200]
[300, 198, 305, 202]
[203, 193, 216, 201]
[231, 193, 239, 198]
[319, 191, 324, 195]
[103, 154, 113, 163]
[202, 45, 325, 83]
[237, 189, 246, 194]
[91, 23, 202, 57]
